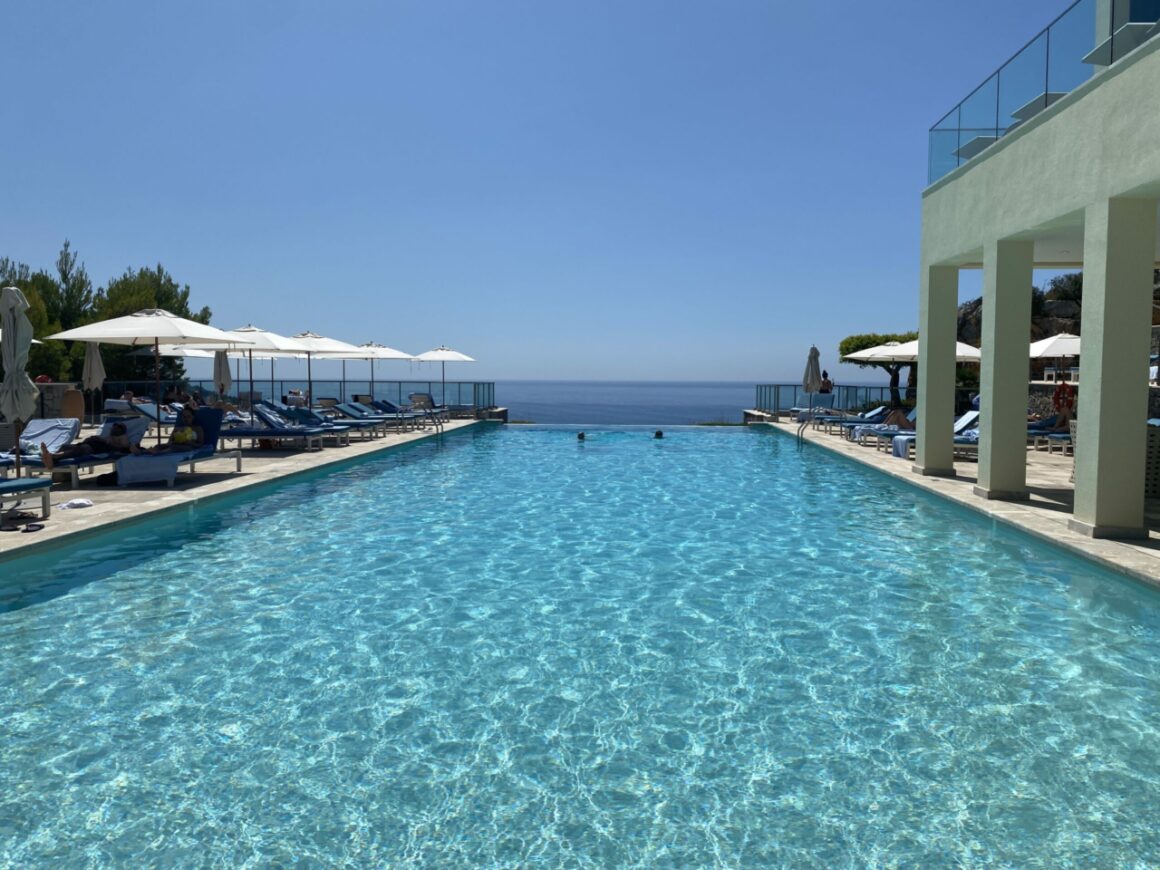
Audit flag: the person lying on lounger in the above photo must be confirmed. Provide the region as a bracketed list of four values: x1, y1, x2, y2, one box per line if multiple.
[134, 407, 204, 454]
[40, 423, 132, 470]
[881, 409, 916, 430]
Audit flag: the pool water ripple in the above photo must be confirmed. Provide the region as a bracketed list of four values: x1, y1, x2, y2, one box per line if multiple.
[2, 426, 1160, 865]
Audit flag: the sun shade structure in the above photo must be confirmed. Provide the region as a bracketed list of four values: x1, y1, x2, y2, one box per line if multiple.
[193, 326, 310, 409]
[81, 342, 107, 392]
[290, 331, 363, 405]
[49, 309, 250, 443]
[1029, 333, 1081, 358]
[0, 287, 41, 477]
[802, 345, 822, 393]
[354, 343, 415, 401]
[414, 345, 476, 404]
[213, 350, 232, 398]
[844, 339, 981, 363]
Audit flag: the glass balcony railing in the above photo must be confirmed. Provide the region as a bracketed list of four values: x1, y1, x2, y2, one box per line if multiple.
[929, 0, 1160, 184]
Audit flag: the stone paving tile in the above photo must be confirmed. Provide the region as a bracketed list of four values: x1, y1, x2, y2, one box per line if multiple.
[0, 420, 485, 563]
[761, 419, 1160, 590]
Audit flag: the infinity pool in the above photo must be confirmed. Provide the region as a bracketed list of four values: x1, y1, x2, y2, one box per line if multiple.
[2, 425, 1159, 866]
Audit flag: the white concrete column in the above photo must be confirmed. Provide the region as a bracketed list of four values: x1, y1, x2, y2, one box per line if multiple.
[914, 263, 958, 476]
[975, 238, 1034, 500]
[1070, 196, 1158, 538]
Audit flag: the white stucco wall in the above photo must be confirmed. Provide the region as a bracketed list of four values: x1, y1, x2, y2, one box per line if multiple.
[921, 36, 1160, 267]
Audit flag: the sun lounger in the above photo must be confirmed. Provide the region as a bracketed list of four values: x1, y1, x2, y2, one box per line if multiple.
[261, 401, 355, 445]
[114, 407, 242, 486]
[0, 418, 82, 477]
[814, 406, 888, 434]
[22, 417, 152, 487]
[408, 393, 449, 423]
[853, 409, 919, 445]
[128, 401, 177, 426]
[221, 405, 327, 452]
[333, 403, 395, 436]
[888, 411, 982, 458]
[0, 478, 51, 520]
[369, 399, 426, 430]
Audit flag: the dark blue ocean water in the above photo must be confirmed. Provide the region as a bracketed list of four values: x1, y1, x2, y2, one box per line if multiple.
[496, 380, 757, 424]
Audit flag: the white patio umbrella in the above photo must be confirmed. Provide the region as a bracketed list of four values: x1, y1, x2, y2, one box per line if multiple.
[49, 309, 251, 443]
[1029, 333, 1081, 358]
[290, 331, 362, 405]
[843, 339, 981, 363]
[135, 344, 216, 359]
[0, 286, 40, 478]
[327, 341, 413, 400]
[414, 345, 475, 405]
[192, 325, 310, 408]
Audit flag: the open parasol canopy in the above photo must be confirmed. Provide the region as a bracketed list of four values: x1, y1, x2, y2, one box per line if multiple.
[49, 309, 250, 443]
[414, 345, 475, 405]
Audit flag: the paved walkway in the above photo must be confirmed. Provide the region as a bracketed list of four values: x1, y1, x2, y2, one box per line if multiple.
[1, 419, 484, 564]
[757, 418, 1160, 590]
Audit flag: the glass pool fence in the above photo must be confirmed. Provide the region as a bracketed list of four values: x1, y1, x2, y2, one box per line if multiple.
[929, 0, 1160, 183]
[101, 380, 497, 417]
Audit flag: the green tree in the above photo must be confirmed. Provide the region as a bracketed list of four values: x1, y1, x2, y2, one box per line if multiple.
[1044, 272, 1082, 301]
[49, 240, 94, 331]
[838, 331, 919, 407]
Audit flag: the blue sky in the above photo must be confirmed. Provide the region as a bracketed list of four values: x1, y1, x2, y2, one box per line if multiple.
[4, 0, 1069, 382]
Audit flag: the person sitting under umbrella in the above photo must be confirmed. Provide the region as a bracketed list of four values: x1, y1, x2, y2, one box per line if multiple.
[135, 407, 204, 454]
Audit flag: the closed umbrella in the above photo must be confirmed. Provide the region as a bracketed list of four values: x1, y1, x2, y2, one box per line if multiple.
[213, 350, 232, 400]
[81, 341, 107, 424]
[414, 345, 475, 406]
[803, 345, 823, 393]
[0, 286, 41, 478]
[49, 309, 251, 444]
[81, 342, 107, 391]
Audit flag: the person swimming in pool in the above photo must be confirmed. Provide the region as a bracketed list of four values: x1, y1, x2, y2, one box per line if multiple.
[654, 431, 663, 439]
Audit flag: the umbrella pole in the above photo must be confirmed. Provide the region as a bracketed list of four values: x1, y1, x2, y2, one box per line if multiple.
[370, 359, 375, 401]
[154, 339, 163, 446]
[12, 419, 23, 479]
[249, 349, 255, 412]
[342, 360, 346, 402]
[307, 353, 313, 408]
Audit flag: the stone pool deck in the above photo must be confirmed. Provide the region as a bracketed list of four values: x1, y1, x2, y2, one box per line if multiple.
[757, 418, 1160, 590]
[0, 419, 485, 564]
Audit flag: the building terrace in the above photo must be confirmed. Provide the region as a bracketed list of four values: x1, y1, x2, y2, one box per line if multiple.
[917, 0, 1160, 540]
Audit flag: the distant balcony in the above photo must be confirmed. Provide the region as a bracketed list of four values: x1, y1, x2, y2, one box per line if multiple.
[928, 0, 1160, 185]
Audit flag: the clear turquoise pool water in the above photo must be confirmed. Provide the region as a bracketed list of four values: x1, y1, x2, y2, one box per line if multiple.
[2, 425, 1159, 866]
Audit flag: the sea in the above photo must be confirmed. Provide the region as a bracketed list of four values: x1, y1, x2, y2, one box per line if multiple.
[496, 380, 757, 425]
[181, 376, 890, 425]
